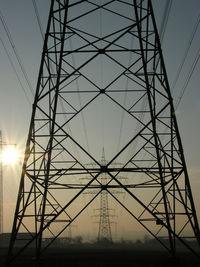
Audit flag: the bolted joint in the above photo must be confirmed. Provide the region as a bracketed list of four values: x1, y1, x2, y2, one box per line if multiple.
[99, 49, 105, 54]
[156, 218, 163, 225]
[100, 89, 105, 94]
[101, 184, 107, 191]
[100, 165, 107, 173]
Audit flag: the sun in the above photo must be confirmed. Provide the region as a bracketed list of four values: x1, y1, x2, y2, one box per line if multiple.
[1, 146, 20, 165]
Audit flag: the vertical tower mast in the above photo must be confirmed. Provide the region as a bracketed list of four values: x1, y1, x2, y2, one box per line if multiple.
[97, 148, 112, 243]
[8, 0, 200, 263]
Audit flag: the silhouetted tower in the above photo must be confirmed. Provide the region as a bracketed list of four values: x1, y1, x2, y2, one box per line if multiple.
[8, 0, 200, 264]
[84, 148, 116, 243]
[97, 191, 112, 243]
[96, 148, 113, 243]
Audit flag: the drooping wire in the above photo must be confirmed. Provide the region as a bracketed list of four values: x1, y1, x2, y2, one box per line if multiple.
[139, 9, 200, 187]
[171, 12, 200, 93]
[32, 0, 45, 40]
[32, 0, 91, 155]
[0, 10, 34, 97]
[137, 9, 200, 183]
[159, 0, 172, 44]
[175, 46, 200, 108]
[0, 36, 32, 105]
[32, 0, 84, 160]
[116, 1, 172, 157]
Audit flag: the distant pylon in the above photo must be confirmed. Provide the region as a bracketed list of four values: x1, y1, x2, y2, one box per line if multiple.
[8, 0, 200, 264]
[84, 148, 118, 243]
[96, 148, 113, 243]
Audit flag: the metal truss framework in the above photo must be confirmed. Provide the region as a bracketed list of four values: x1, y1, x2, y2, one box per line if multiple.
[95, 149, 114, 243]
[8, 0, 200, 263]
[97, 187, 113, 243]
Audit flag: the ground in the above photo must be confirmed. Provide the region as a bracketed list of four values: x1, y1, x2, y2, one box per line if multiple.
[1, 246, 200, 267]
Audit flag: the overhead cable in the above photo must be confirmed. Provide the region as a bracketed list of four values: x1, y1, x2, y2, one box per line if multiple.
[124, 2, 172, 159]
[0, 10, 34, 97]
[159, 0, 172, 44]
[32, 0, 44, 39]
[32, 0, 87, 157]
[0, 36, 32, 105]
[175, 46, 200, 108]
[171, 12, 200, 93]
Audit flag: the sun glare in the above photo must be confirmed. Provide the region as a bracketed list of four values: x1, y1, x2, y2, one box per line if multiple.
[1, 146, 20, 165]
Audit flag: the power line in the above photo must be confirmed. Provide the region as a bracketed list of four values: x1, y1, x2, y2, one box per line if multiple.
[159, 0, 172, 44]
[0, 36, 32, 105]
[175, 46, 200, 108]
[32, 0, 89, 156]
[172, 13, 200, 93]
[116, 2, 172, 156]
[0, 10, 34, 97]
[32, 0, 45, 39]
[138, 11, 200, 179]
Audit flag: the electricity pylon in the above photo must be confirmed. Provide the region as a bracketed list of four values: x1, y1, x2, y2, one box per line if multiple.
[8, 0, 200, 264]
[94, 148, 114, 243]
[97, 148, 113, 243]
[97, 189, 113, 243]
[84, 148, 117, 243]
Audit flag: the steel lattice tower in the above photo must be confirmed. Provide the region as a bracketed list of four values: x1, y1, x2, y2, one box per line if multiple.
[8, 0, 200, 263]
[96, 148, 113, 243]
[97, 189, 112, 243]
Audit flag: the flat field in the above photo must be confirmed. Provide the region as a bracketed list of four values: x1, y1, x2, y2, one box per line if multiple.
[1, 246, 200, 267]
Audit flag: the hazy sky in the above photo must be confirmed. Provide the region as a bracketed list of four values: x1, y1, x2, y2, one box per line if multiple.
[0, 0, 200, 241]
